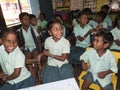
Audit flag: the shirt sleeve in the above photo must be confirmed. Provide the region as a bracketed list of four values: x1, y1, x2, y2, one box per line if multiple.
[14, 50, 25, 68]
[44, 38, 49, 50]
[73, 25, 80, 37]
[62, 40, 70, 54]
[110, 55, 118, 73]
[80, 50, 89, 63]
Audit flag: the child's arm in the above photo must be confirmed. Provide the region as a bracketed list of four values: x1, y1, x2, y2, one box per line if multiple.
[43, 50, 68, 61]
[97, 70, 113, 79]
[81, 60, 90, 71]
[114, 39, 120, 46]
[77, 29, 95, 41]
[0, 73, 6, 79]
[36, 36, 42, 53]
[2, 68, 21, 81]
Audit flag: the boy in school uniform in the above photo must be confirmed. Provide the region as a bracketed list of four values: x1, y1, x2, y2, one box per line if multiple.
[80, 30, 118, 90]
[18, 12, 42, 83]
[0, 30, 35, 90]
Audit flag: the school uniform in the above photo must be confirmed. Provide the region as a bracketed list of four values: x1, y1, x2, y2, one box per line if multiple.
[80, 48, 118, 89]
[72, 19, 78, 26]
[0, 45, 35, 90]
[37, 19, 47, 30]
[69, 24, 92, 64]
[104, 16, 112, 27]
[18, 26, 40, 53]
[88, 20, 98, 28]
[110, 27, 120, 50]
[41, 36, 74, 83]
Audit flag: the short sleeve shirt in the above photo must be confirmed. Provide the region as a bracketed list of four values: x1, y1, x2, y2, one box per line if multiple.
[0, 45, 31, 84]
[80, 48, 118, 87]
[45, 36, 70, 67]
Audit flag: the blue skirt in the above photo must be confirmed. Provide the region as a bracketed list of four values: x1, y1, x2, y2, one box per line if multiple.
[41, 63, 74, 83]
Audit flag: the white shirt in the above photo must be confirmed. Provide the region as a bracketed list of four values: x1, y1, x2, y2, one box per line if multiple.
[45, 36, 70, 67]
[37, 19, 47, 29]
[73, 24, 92, 48]
[104, 16, 112, 27]
[80, 48, 118, 87]
[20, 26, 39, 52]
[110, 27, 120, 50]
[0, 45, 31, 84]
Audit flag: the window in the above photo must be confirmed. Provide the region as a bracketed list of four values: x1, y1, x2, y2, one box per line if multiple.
[0, 0, 32, 27]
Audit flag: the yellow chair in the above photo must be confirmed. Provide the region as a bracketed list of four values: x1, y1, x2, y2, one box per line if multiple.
[78, 49, 120, 90]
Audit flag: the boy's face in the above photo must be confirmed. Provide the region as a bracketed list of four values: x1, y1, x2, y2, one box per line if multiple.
[30, 18, 37, 26]
[3, 33, 17, 53]
[78, 14, 88, 26]
[48, 23, 63, 41]
[40, 15, 44, 21]
[95, 15, 102, 23]
[93, 36, 108, 50]
[20, 15, 30, 26]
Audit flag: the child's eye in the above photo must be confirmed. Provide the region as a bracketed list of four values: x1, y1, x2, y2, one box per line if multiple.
[5, 40, 17, 43]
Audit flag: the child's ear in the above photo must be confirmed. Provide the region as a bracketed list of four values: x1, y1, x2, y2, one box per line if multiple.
[48, 30, 52, 35]
[104, 43, 109, 49]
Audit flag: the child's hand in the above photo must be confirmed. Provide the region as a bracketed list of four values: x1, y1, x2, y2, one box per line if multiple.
[37, 54, 42, 63]
[97, 71, 107, 79]
[81, 61, 89, 71]
[43, 50, 51, 56]
[89, 29, 96, 34]
[0, 73, 6, 79]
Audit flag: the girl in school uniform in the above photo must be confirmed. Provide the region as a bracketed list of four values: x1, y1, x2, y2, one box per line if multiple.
[38, 18, 74, 83]
[0, 30, 35, 90]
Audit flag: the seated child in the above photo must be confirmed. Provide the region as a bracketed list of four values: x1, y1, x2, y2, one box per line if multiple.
[80, 30, 118, 90]
[0, 30, 35, 90]
[38, 18, 74, 83]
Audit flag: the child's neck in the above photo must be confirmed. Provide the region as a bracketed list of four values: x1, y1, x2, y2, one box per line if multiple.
[22, 25, 29, 31]
[96, 49, 106, 57]
[79, 23, 85, 28]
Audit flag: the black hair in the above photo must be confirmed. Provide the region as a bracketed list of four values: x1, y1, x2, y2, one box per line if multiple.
[101, 5, 110, 11]
[77, 11, 88, 18]
[94, 29, 113, 48]
[19, 12, 29, 20]
[40, 13, 45, 18]
[96, 11, 106, 21]
[54, 14, 63, 21]
[82, 8, 93, 15]
[29, 14, 36, 20]
[47, 18, 61, 31]
[114, 13, 120, 28]
[2, 29, 17, 41]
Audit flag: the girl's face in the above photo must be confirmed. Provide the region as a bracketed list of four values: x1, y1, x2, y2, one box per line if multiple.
[3, 33, 17, 53]
[93, 36, 108, 50]
[20, 15, 30, 26]
[30, 18, 37, 26]
[49, 23, 63, 42]
[78, 14, 88, 26]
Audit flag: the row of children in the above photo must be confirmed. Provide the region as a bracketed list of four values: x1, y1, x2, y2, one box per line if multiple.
[0, 5, 120, 90]
[0, 11, 74, 90]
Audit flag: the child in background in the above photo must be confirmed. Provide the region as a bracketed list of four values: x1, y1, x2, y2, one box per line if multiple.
[110, 14, 120, 51]
[82, 8, 98, 28]
[80, 30, 118, 90]
[55, 14, 66, 37]
[95, 11, 108, 30]
[29, 14, 40, 34]
[38, 18, 74, 83]
[18, 12, 42, 83]
[0, 30, 35, 90]
[70, 12, 95, 64]
[100, 5, 112, 29]
[37, 13, 47, 30]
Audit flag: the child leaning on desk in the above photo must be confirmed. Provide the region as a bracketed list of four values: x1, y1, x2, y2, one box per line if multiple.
[38, 18, 74, 83]
[0, 30, 35, 90]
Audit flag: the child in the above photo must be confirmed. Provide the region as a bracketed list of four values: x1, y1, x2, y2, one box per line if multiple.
[70, 12, 95, 64]
[0, 30, 35, 90]
[55, 14, 66, 37]
[100, 5, 112, 29]
[110, 14, 120, 51]
[82, 8, 98, 28]
[95, 11, 108, 30]
[18, 12, 42, 82]
[80, 30, 118, 90]
[38, 18, 74, 83]
[37, 13, 47, 30]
